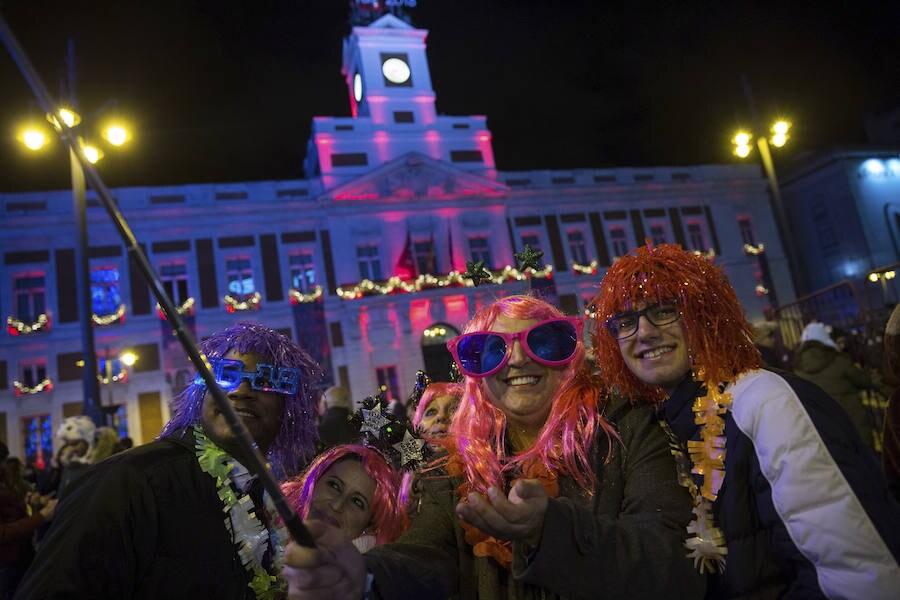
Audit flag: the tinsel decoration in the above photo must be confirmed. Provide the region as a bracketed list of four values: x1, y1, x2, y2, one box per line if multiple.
[156, 297, 195, 319]
[7, 313, 50, 335]
[448, 361, 462, 383]
[13, 378, 53, 396]
[194, 425, 286, 599]
[514, 244, 544, 271]
[224, 292, 262, 313]
[92, 304, 126, 325]
[288, 286, 323, 304]
[335, 265, 553, 298]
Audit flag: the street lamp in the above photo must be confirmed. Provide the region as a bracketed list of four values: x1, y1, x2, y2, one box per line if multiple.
[101, 347, 137, 429]
[17, 104, 133, 427]
[733, 74, 802, 301]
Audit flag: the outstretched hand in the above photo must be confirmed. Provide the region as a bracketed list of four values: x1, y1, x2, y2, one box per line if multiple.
[282, 520, 366, 600]
[455, 478, 549, 547]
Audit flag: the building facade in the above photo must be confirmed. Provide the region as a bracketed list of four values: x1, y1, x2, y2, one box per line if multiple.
[0, 14, 793, 463]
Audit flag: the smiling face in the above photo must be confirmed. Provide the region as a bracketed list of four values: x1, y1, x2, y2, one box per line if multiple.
[200, 349, 285, 460]
[307, 458, 376, 544]
[482, 314, 565, 435]
[417, 393, 459, 438]
[616, 302, 692, 395]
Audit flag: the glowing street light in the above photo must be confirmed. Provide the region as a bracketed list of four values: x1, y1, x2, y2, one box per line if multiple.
[15, 91, 134, 427]
[731, 120, 791, 158]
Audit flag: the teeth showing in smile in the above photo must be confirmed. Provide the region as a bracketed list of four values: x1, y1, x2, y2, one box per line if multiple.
[506, 376, 539, 386]
[234, 408, 257, 418]
[639, 347, 673, 359]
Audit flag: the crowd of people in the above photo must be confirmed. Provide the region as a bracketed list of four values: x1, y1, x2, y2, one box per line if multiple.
[2, 243, 899, 599]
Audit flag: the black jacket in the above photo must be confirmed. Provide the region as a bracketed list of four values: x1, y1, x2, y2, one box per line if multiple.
[15, 430, 258, 599]
[661, 370, 900, 599]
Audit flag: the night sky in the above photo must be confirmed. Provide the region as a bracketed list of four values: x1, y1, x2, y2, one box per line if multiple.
[0, 0, 896, 193]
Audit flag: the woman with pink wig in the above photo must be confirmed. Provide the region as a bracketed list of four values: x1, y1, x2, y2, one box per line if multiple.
[412, 382, 463, 451]
[281, 444, 407, 548]
[284, 295, 704, 599]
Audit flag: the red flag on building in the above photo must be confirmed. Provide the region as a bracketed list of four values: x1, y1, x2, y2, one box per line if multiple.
[425, 231, 437, 274]
[395, 228, 417, 280]
[446, 225, 455, 272]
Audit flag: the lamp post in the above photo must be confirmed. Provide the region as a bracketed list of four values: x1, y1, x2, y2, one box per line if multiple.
[733, 75, 802, 306]
[18, 98, 132, 427]
[102, 347, 137, 428]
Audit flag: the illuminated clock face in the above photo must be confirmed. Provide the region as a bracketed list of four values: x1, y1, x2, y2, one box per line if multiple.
[353, 72, 363, 102]
[382, 58, 411, 84]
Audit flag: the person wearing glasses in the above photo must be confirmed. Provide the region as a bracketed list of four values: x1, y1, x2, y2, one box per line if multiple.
[16, 322, 321, 599]
[283, 294, 704, 599]
[592, 243, 900, 599]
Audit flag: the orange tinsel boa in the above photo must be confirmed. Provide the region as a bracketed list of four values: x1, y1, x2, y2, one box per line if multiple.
[446, 451, 560, 570]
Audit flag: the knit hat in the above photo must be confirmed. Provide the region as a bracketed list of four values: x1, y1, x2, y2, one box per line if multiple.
[801, 322, 838, 349]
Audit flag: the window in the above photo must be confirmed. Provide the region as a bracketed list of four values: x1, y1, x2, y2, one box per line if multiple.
[520, 233, 542, 253]
[468, 236, 492, 267]
[289, 251, 316, 292]
[225, 256, 256, 299]
[20, 361, 47, 389]
[413, 239, 435, 275]
[22, 414, 52, 469]
[90, 267, 122, 316]
[160, 262, 189, 304]
[13, 273, 46, 321]
[566, 230, 588, 264]
[356, 245, 383, 281]
[648, 223, 667, 246]
[687, 222, 707, 251]
[375, 366, 400, 402]
[609, 227, 629, 258]
[737, 215, 756, 246]
[99, 357, 127, 383]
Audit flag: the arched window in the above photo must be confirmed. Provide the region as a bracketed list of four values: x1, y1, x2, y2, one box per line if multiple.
[420, 323, 459, 382]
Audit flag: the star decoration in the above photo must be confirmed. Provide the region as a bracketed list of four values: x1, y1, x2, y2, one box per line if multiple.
[359, 404, 390, 436]
[392, 430, 427, 469]
[515, 244, 544, 271]
[462, 260, 491, 286]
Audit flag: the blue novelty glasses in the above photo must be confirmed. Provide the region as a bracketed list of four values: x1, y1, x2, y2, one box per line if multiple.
[447, 317, 583, 378]
[193, 358, 299, 395]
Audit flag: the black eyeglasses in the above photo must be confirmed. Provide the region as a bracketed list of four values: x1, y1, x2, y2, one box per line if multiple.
[447, 317, 583, 378]
[605, 303, 680, 340]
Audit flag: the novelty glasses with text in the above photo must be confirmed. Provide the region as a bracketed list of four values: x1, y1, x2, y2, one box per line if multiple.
[605, 303, 680, 340]
[193, 358, 300, 395]
[447, 317, 583, 377]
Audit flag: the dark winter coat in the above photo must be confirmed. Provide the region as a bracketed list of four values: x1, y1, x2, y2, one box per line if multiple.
[793, 340, 874, 448]
[661, 370, 900, 599]
[15, 430, 261, 599]
[364, 398, 706, 599]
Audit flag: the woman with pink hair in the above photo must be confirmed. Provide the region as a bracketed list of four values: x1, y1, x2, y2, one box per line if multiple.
[281, 444, 407, 548]
[284, 295, 704, 599]
[412, 382, 463, 451]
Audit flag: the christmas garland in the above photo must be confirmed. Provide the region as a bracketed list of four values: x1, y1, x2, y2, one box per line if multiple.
[193, 425, 286, 599]
[665, 372, 731, 574]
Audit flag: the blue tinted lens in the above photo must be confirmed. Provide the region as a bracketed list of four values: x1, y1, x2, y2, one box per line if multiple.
[527, 321, 577, 362]
[457, 333, 507, 375]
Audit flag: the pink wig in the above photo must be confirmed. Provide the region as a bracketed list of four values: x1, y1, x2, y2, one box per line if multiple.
[413, 382, 463, 431]
[591, 243, 762, 403]
[448, 295, 617, 494]
[281, 444, 407, 545]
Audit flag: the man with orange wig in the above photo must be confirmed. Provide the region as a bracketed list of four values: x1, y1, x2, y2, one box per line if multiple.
[592, 243, 900, 598]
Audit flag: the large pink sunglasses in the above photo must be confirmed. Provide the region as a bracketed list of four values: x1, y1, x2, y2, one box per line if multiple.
[446, 317, 583, 378]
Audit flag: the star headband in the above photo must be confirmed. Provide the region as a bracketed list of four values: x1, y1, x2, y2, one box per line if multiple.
[193, 357, 300, 396]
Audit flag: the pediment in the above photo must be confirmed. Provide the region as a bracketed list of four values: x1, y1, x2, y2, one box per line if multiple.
[326, 152, 508, 201]
[368, 14, 414, 30]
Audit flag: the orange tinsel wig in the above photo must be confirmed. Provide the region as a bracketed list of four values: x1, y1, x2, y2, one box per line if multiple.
[590, 243, 761, 403]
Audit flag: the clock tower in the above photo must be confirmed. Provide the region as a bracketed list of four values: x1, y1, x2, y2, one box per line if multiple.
[305, 9, 496, 188]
